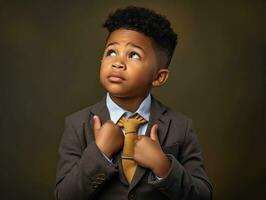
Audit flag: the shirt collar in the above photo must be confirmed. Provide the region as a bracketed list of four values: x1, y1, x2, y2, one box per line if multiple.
[106, 93, 151, 124]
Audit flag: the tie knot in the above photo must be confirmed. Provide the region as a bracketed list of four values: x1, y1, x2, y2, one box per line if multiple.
[117, 114, 147, 134]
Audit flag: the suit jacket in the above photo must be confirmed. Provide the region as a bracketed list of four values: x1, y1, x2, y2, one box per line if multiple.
[55, 96, 212, 200]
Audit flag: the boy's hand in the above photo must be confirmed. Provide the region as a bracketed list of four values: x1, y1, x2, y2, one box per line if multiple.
[93, 115, 124, 159]
[133, 124, 171, 178]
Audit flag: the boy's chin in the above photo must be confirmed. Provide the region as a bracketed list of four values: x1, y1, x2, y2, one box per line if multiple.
[108, 92, 128, 98]
[108, 91, 150, 100]
[106, 90, 134, 99]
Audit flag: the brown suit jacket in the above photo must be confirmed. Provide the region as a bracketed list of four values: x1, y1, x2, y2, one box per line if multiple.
[55, 96, 212, 200]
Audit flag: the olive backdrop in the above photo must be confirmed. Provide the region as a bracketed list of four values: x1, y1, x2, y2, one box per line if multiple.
[1, 1, 265, 199]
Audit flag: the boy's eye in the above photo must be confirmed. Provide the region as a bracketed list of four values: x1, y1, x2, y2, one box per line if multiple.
[129, 52, 141, 60]
[106, 49, 117, 57]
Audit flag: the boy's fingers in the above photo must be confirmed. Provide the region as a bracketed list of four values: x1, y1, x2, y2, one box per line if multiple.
[150, 124, 159, 143]
[93, 115, 101, 131]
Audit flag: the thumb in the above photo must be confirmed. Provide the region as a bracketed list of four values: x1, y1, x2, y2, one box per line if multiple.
[93, 115, 101, 132]
[150, 124, 159, 143]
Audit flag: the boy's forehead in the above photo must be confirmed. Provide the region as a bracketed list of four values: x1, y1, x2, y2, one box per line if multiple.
[106, 29, 154, 49]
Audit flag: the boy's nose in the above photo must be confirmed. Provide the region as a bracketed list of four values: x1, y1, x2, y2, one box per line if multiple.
[112, 61, 126, 70]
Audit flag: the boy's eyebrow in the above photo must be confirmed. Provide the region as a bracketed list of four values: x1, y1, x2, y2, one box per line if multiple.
[127, 42, 145, 52]
[106, 42, 145, 52]
[106, 42, 119, 47]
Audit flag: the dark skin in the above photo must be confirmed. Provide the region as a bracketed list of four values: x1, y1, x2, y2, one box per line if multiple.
[94, 29, 171, 178]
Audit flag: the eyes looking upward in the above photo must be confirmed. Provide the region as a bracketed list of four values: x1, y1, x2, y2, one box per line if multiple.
[103, 43, 145, 61]
[105, 49, 141, 60]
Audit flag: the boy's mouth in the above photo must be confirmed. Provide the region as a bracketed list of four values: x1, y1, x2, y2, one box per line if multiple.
[107, 73, 125, 83]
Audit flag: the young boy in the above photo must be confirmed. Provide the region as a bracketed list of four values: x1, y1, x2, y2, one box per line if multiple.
[55, 6, 212, 200]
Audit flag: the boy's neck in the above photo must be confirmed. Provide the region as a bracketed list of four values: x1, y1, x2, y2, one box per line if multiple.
[109, 93, 149, 112]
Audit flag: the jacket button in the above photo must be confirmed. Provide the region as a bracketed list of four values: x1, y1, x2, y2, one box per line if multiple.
[97, 173, 106, 178]
[96, 175, 105, 181]
[97, 173, 106, 179]
[128, 192, 136, 200]
[89, 181, 98, 189]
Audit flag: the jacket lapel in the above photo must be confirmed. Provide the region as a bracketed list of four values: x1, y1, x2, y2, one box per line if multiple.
[88, 96, 129, 185]
[80, 96, 109, 149]
[89, 96, 110, 124]
[129, 96, 171, 192]
[114, 150, 129, 186]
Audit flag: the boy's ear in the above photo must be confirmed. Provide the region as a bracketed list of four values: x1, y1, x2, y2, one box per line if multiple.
[152, 69, 169, 87]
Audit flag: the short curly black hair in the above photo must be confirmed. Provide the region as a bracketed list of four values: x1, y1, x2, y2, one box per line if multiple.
[103, 6, 178, 67]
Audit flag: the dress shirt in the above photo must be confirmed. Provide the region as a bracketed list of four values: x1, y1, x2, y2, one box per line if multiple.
[106, 92, 151, 135]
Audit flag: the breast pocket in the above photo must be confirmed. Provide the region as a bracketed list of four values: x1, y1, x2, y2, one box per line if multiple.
[162, 143, 179, 159]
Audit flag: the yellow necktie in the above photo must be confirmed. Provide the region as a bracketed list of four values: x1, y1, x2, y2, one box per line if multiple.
[117, 114, 147, 184]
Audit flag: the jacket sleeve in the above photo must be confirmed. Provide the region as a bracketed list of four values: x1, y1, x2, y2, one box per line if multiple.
[55, 116, 118, 200]
[148, 118, 213, 200]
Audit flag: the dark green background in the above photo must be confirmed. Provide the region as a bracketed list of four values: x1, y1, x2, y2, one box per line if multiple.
[1, 1, 265, 199]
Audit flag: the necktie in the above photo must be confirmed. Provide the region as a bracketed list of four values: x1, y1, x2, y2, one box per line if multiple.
[117, 114, 147, 184]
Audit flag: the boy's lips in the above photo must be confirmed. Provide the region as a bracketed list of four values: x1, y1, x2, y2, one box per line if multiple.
[107, 73, 126, 83]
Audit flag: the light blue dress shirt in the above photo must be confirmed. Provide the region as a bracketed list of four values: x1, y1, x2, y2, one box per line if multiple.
[106, 93, 151, 135]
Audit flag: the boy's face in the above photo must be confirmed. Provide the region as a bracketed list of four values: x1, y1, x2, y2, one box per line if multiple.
[100, 28, 161, 99]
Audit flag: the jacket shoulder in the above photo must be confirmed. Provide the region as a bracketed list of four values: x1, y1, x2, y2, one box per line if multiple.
[64, 101, 102, 130]
[65, 106, 92, 123]
[166, 107, 191, 123]
[153, 97, 192, 124]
